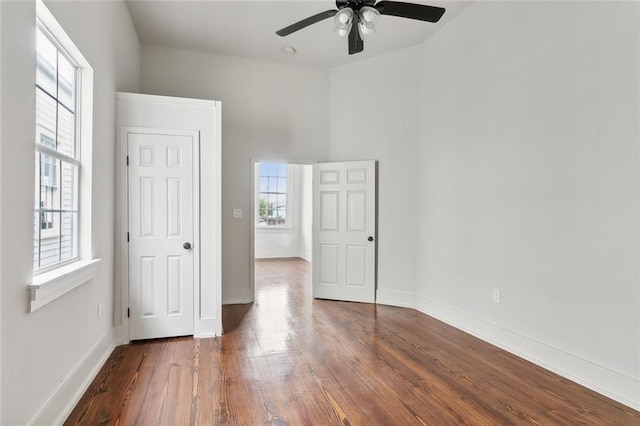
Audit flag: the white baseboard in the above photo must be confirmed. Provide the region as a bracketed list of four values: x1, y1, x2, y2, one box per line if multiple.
[30, 327, 118, 425]
[222, 299, 253, 305]
[222, 298, 253, 305]
[254, 252, 299, 259]
[414, 294, 640, 411]
[376, 288, 415, 308]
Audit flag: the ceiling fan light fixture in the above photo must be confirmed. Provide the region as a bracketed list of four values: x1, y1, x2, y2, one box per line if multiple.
[359, 6, 380, 29]
[358, 21, 376, 39]
[334, 7, 354, 30]
[334, 25, 352, 37]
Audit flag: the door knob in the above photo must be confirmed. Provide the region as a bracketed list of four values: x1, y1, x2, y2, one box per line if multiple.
[368, 236, 374, 242]
[183, 242, 192, 250]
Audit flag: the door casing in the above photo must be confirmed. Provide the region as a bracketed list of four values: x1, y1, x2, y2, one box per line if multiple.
[116, 92, 222, 342]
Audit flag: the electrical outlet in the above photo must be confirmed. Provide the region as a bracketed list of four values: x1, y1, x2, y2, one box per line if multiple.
[97, 304, 102, 319]
[232, 208, 243, 219]
[492, 289, 501, 304]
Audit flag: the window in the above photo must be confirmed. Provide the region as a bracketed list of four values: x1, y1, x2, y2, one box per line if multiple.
[28, 1, 100, 312]
[257, 162, 289, 227]
[33, 25, 80, 272]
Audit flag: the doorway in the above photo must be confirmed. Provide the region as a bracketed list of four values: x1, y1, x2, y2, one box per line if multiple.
[250, 159, 378, 304]
[252, 161, 314, 299]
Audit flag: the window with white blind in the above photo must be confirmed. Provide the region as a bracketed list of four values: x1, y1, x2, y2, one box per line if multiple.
[33, 24, 80, 272]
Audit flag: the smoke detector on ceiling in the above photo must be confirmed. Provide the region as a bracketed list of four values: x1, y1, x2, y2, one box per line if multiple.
[281, 46, 297, 55]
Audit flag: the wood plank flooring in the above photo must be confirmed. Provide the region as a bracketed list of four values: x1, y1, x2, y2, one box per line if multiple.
[66, 258, 640, 425]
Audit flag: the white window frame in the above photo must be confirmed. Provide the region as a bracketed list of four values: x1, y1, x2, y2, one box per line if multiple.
[34, 27, 80, 271]
[28, 0, 100, 312]
[255, 162, 292, 229]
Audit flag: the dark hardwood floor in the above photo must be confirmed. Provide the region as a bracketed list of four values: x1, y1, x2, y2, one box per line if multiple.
[66, 258, 640, 425]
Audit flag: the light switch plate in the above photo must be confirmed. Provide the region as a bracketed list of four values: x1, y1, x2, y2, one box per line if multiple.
[232, 208, 243, 219]
[492, 288, 501, 304]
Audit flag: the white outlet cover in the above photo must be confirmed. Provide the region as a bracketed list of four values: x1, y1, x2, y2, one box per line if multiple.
[492, 289, 501, 304]
[232, 209, 243, 219]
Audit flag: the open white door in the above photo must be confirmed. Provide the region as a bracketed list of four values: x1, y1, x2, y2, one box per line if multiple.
[313, 161, 376, 303]
[128, 130, 196, 340]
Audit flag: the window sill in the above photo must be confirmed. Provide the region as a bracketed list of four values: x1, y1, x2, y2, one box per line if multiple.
[28, 258, 101, 312]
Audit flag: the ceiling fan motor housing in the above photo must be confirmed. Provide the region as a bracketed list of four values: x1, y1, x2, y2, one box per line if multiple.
[336, 0, 377, 12]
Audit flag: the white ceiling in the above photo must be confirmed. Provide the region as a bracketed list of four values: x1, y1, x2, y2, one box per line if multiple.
[126, 0, 472, 68]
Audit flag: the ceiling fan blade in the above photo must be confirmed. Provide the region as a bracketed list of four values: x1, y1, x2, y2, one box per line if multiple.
[348, 23, 364, 55]
[375, 1, 445, 23]
[276, 10, 338, 36]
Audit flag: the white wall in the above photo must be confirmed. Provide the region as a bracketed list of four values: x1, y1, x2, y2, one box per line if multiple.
[140, 45, 330, 304]
[255, 164, 312, 260]
[415, 1, 640, 409]
[0, 1, 140, 424]
[329, 47, 421, 308]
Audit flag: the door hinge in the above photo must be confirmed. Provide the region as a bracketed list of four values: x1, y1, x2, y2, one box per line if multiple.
[126, 155, 129, 166]
[127, 308, 130, 318]
[127, 232, 129, 242]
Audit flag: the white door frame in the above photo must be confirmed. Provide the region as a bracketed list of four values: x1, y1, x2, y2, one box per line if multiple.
[249, 157, 316, 301]
[115, 92, 222, 342]
[125, 127, 200, 339]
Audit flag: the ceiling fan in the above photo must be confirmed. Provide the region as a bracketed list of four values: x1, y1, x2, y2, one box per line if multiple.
[276, 0, 445, 55]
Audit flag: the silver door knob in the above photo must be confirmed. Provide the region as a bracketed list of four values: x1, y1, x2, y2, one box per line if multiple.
[183, 242, 192, 250]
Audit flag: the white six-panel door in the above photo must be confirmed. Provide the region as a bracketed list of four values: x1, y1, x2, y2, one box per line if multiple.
[128, 131, 195, 340]
[313, 161, 376, 303]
